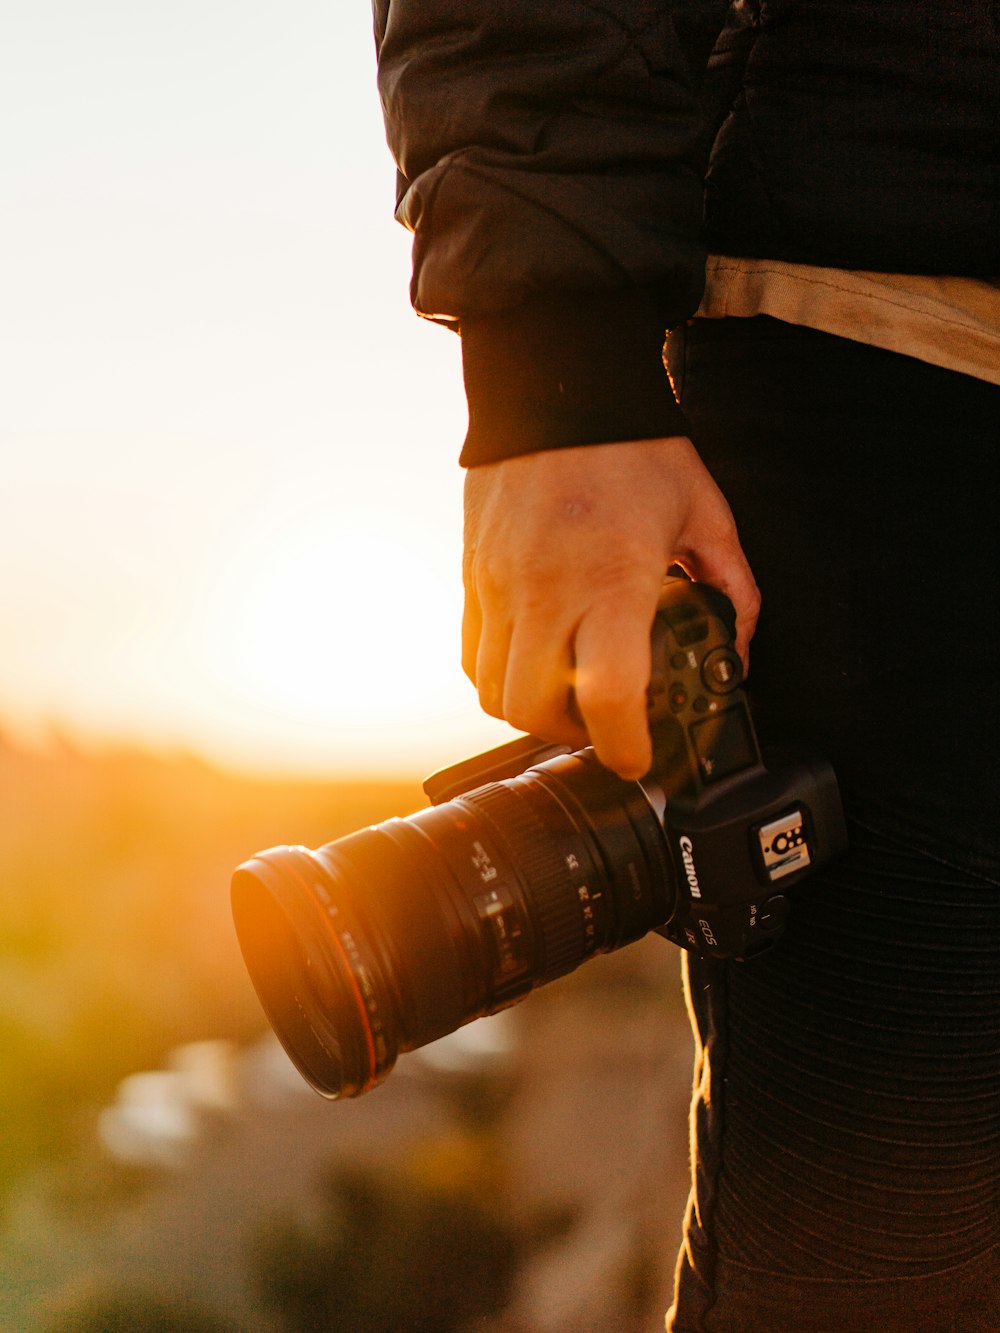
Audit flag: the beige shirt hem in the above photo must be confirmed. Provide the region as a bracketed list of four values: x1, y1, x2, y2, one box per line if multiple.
[697, 257, 1000, 386]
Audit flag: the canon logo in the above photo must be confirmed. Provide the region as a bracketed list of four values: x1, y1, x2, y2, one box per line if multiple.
[678, 835, 702, 900]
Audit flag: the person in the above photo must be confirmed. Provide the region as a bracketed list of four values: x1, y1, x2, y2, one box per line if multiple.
[372, 3, 1000, 1329]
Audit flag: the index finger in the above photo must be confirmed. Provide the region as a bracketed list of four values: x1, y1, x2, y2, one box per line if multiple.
[571, 593, 658, 779]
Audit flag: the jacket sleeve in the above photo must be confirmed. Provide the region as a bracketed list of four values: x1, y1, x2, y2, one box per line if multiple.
[373, 0, 729, 464]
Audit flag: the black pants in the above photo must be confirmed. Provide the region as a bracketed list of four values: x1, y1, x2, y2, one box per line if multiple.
[665, 317, 1000, 1332]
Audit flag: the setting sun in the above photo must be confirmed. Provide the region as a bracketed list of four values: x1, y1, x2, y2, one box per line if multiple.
[206, 516, 453, 719]
[194, 508, 512, 775]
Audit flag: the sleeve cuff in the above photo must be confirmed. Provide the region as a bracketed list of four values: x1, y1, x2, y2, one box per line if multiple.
[459, 289, 690, 467]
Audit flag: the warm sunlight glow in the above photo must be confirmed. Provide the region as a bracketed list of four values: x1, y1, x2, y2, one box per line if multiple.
[216, 520, 439, 718]
[200, 513, 474, 748]
[0, 3, 518, 778]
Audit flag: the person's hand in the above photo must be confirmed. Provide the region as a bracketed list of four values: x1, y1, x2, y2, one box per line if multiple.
[462, 436, 760, 779]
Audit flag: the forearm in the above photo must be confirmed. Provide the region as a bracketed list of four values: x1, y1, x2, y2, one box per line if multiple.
[374, 0, 726, 463]
[373, 3, 757, 776]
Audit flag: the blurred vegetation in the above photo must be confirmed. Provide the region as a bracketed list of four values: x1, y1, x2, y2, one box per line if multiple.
[0, 734, 689, 1332]
[250, 1115, 578, 1333]
[38, 1285, 238, 1333]
[254, 1161, 519, 1333]
[0, 734, 422, 1208]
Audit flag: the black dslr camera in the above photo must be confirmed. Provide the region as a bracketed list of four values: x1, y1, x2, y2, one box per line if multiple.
[232, 581, 846, 1100]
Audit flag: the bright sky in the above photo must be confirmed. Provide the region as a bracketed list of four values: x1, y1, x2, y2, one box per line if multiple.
[1, 1, 516, 777]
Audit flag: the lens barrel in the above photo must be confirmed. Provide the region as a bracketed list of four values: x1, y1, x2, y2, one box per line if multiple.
[231, 750, 675, 1099]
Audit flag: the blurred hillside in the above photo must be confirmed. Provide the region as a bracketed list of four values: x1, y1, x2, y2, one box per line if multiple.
[0, 736, 422, 1199]
[0, 739, 693, 1332]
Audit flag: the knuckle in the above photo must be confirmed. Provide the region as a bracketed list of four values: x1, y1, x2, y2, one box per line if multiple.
[501, 682, 547, 735]
[478, 684, 505, 720]
[574, 669, 646, 720]
[472, 551, 512, 606]
[735, 577, 762, 624]
[503, 684, 574, 744]
[503, 708, 541, 736]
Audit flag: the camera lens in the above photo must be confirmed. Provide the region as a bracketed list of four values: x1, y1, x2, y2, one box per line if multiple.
[231, 750, 674, 1099]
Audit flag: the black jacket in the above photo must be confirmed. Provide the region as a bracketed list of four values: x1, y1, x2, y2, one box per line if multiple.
[373, 1, 999, 464]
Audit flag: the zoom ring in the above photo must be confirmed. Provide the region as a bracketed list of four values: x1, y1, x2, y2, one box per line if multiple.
[461, 783, 588, 981]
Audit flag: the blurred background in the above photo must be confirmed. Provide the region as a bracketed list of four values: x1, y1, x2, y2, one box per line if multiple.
[1, 4, 693, 1329]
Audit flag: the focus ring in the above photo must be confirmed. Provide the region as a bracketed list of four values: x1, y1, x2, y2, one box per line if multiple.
[460, 782, 586, 981]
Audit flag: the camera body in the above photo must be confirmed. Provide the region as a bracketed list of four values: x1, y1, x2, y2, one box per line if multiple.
[425, 580, 846, 964]
[231, 580, 847, 1099]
